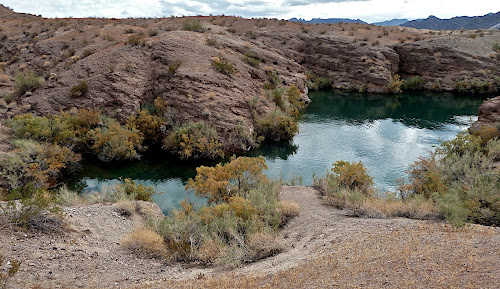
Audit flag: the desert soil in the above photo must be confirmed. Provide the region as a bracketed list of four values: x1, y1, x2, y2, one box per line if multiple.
[1, 186, 499, 288]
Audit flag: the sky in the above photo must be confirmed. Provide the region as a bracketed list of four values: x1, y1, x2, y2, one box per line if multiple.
[2, 0, 500, 23]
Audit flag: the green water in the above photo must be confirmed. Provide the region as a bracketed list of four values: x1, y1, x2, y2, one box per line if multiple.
[67, 91, 484, 213]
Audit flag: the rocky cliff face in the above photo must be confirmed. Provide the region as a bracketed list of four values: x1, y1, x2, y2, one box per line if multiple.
[470, 96, 500, 132]
[0, 14, 499, 151]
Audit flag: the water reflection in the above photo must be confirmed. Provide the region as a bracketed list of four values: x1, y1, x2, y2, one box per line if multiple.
[67, 91, 485, 213]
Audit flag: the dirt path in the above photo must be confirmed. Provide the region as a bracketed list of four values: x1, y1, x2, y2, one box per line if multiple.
[2, 186, 499, 288]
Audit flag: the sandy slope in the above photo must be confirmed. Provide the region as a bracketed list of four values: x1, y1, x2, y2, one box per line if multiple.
[1, 187, 499, 288]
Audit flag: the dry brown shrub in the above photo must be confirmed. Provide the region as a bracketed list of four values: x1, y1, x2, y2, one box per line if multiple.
[277, 200, 299, 226]
[113, 200, 136, 218]
[135, 201, 164, 220]
[197, 238, 227, 264]
[121, 228, 168, 258]
[246, 232, 282, 261]
[360, 196, 439, 219]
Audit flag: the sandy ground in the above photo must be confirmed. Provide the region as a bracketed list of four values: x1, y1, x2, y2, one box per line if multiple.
[1, 186, 499, 288]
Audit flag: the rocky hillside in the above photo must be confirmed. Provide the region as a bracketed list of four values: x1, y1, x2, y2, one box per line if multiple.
[0, 8, 499, 151]
[402, 12, 500, 30]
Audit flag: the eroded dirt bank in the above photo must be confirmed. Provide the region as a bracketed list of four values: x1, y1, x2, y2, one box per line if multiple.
[1, 186, 499, 288]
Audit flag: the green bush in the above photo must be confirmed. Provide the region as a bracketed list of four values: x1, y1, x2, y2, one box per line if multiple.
[255, 108, 299, 142]
[286, 84, 306, 114]
[1, 139, 81, 190]
[211, 57, 234, 75]
[401, 75, 424, 91]
[118, 178, 156, 201]
[14, 70, 44, 96]
[454, 76, 494, 94]
[182, 19, 204, 32]
[69, 81, 88, 97]
[89, 120, 144, 162]
[493, 42, 500, 52]
[162, 121, 223, 160]
[401, 132, 500, 226]
[386, 74, 404, 94]
[263, 71, 280, 90]
[1, 185, 64, 232]
[150, 157, 288, 266]
[186, 156, 268, 204]
[305, 71, 331, 91]
[331, 161, 374, 193]
[243, 55, 260, 68]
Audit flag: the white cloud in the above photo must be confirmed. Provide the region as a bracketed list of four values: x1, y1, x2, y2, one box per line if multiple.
[2, 0, 499, 22]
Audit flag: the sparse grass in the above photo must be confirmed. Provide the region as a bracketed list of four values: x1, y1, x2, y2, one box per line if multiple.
[121, 228, 168, 258]
[242, 55, 260, 68]
[69, 81, 88, 97]
[205, 36, 221, 48]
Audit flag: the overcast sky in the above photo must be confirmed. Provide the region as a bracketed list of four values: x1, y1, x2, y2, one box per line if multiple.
[2, 0, 500, 23]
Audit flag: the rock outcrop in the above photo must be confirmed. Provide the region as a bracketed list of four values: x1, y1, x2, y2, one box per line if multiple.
[0, 14, 499, 151]
[470, 96, 500, 132]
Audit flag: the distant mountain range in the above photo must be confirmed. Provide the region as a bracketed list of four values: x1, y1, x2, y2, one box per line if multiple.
[289, 18, 367, 24]
[290, 11, 500, 30]
[401, 12, 500, 30]
[372, 19, 409, 26]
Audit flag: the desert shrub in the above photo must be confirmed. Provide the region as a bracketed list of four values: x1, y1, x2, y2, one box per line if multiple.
[186, 156, 268, 204]
[118, 178, 156, 201]
[242, 55, 260, 68]
[127, 110, 163, 143]
[162, 121, 223, 160]
[89, 120, 144, 162]
[245, 30, 258, 39]
[401, 75, 424, 91]
[69, 81, 88, 97]
[386, 74, 403, 94]
[265, 87, 287, 111]
[14, 70, 44, 96]
[128, 33, 144, 46]
[1, 139, 81, 190]
[493, 42, 500, 52]
[305, 71, 331, 91]
[454, 76, 494, 94]
[211, 57, 234, 75]
[81, 49, 94, 58]
[121, 228, 168, 258]
[263, 71, 280, 90]
[167, 60, 181, 77]
[182, 19, 204, 32]
[277, 200, 299, 226]
[150, 158, 286, 266]
[0, 255, 21, 288]
[205, 36, 220, 48]
[255, 108, 299, 142]
[399, 155, 448, 199]
[401, 132, 500, 226]
[331, 161, 374, 193]
[472, 126, 500, 146]
[6, 114, 76, 145]
[148, 29, 158, 37]
[1, 185, 64, 232]
[286, 84, 305, 113]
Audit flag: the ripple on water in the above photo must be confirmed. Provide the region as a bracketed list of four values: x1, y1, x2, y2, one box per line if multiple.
[67, 92, 486, 212]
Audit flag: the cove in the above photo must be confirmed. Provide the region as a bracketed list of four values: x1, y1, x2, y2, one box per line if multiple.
[66, 91, 484, 213]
